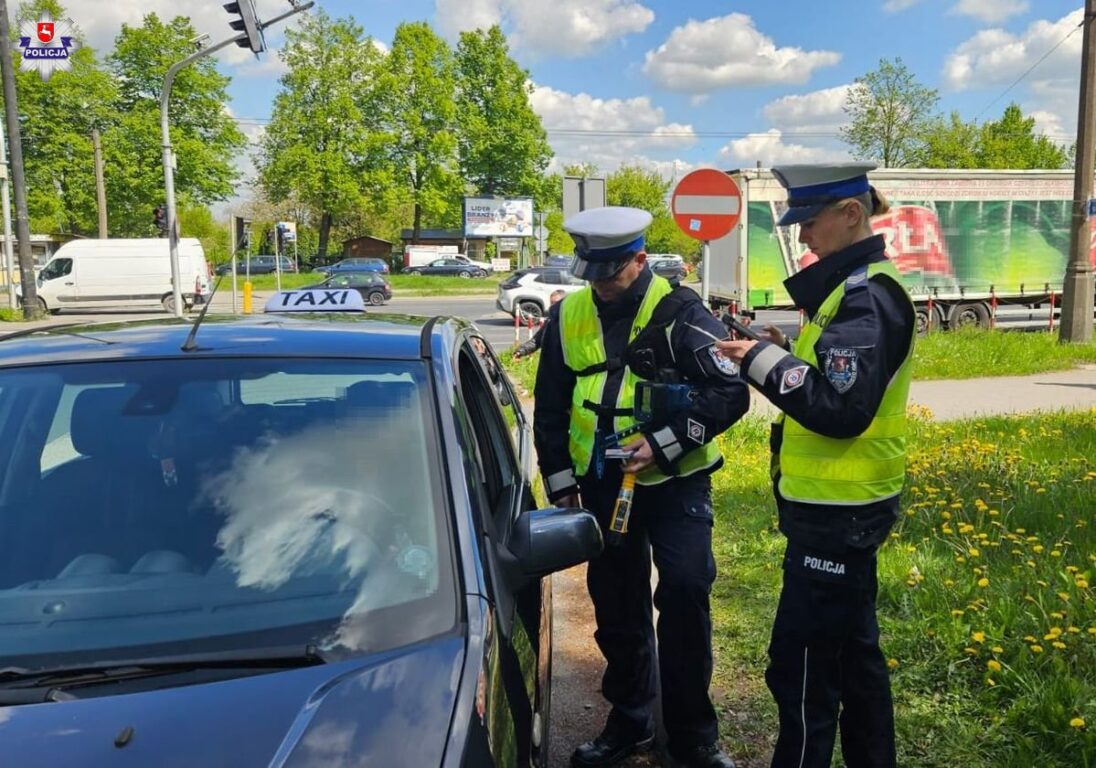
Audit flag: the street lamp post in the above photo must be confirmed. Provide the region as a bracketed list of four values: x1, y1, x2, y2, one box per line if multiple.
[161, 2, 313, 318]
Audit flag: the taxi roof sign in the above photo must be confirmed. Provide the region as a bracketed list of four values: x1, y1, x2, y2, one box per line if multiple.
[264, 289, 366, 313]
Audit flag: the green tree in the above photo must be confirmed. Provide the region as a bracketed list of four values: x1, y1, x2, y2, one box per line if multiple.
[454, 26, 551, 199]
[7, 0, 117, 234]
[104, 13, 245, 236]
[976, 103, 1068, 170]
[257, 10, 386, 259]
[378, 22, 461, 240]
[605, 165, 697, 258]
[841, 58, 938, 168]
[921, 111, 980, 169]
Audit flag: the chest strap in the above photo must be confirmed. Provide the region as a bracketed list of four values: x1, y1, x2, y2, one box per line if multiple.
[572, 357, 624, 377]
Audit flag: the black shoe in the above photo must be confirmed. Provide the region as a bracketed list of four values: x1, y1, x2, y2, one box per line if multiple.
[570, 726, 655, 768]
[673, 743, 736, 768]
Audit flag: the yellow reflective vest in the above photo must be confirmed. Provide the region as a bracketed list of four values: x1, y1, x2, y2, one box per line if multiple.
[778, 261, 915, 505]
[559, 277, 722, 485]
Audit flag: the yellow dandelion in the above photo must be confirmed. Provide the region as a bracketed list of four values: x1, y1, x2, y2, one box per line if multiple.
[987, 659, 1002, 672]
[1033, 545, 1045, 554]
[1030, 645, 1044, 654]
[986, 678, 996, 687]
[978, 577, 990, 588]
[989, 510, 999, 516]
[886, 658, 899, 670]
[944, 579, 955, 587]
[1051, 550, 1062, 558]
[1077, 578, 1089, 589]
[1070, 717, 1085, 729]
[991, 645, 1004, 653]
[1059, 592, 1071, 602]
[1024, 635, 1038, 643]
[941, 510, 951, 520]
[957, 556, 967, 564]
[971, 631, 985, 643]
[964, 647, 978, 656]
[951, 609, 965, 617]
[968, 547, 981, 558]
[1052, 641, 1067, 650]
[1017, 528, 1027, 534]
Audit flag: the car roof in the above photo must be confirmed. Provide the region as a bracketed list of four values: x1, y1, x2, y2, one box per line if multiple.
[0, 314, 471, 368]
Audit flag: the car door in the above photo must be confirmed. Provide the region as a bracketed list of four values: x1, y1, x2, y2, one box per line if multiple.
[456, 336, 547, 767]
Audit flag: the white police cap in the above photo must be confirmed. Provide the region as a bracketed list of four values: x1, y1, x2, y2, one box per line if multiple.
[564, 206, 653, 281]
[771, 162, 877, 226]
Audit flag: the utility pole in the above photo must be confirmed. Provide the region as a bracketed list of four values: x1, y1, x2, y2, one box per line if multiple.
[0, 0, 38, 319]
[1061, 0, 1096, 343]
[92, 129, 107, 238]
[0, 118, 14, 311]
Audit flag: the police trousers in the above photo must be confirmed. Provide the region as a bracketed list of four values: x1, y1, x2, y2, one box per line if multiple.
[579, 471, 718, 754]
[766, 540, 896, 768]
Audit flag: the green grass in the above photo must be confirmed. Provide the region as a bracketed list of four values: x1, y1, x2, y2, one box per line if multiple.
[704, 411, 1096, 767]
[234, 271, 503, 296]
[913, 328, 1096, 380]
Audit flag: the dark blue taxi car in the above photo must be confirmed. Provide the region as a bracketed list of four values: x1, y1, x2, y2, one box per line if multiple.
[0, 293, 601, 766]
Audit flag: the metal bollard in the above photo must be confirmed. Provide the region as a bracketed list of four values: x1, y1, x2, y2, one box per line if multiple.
[243, 281, 253, 314]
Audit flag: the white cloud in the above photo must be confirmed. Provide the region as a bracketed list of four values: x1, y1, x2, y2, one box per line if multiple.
[642, 13, 840, 94]
[882, 0, 923, 11]
[762, 85, 852, 133]
[1028, 109, 1069, 142]
[942, 9, 1083, 91]
[719, 129, 850, 167]
[435, 0, 653, 58]
[949, 0, 1029, 25]
[530, 83, 697, 175]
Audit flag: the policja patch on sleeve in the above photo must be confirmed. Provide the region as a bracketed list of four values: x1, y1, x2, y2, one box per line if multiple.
[705, 345, 739, 377]
[823, 347, 858, 393]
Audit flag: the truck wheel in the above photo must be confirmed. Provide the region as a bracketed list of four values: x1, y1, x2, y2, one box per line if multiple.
[915, 305, 943, 335]
[161, 294, 177, 314]
[951, 302, 990, 329]
[517, 300, 544, 321]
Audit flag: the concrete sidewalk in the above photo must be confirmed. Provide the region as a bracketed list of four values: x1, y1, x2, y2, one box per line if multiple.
[746, 364, 1096, 421]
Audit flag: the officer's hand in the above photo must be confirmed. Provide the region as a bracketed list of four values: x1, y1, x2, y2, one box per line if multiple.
[620, 437, 655, 474]
[760, 324, 786, 347]
[714, 338, 758, 363]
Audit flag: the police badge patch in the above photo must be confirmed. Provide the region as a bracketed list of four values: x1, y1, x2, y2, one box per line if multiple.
[687, 418, 706, 444]
[706, 345, 739, 377]
[823, 348, 859, 393]
[779, 365, 809, 394]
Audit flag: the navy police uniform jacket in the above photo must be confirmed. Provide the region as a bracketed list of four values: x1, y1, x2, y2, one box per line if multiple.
[533, 269, 750, 502]
[740, 235, 915, 554]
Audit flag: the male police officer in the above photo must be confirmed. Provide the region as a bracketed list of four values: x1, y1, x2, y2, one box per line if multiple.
[716, 164, 915, 768]
[533, 206, 749, 768]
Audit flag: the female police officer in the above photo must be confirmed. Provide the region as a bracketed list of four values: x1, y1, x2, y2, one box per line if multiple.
[533, 206, 749, 768]
[717, 164, 915, 768]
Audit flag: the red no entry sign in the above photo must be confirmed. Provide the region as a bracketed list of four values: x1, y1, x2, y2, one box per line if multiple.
[671, 169, 742, 241]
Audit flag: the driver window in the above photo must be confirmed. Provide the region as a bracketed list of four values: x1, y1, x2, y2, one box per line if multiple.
[41, 258, 72, 281]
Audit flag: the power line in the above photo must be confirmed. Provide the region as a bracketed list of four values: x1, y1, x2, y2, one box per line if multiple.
[973, 16, 1084, 121]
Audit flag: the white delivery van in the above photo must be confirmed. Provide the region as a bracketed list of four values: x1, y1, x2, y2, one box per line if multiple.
[29, 238, 210, 314]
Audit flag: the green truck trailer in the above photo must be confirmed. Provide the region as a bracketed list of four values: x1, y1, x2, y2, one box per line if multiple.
[706, 168, 1096, 332]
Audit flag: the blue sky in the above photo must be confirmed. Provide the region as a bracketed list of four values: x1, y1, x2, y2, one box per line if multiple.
[71, 0, 1086, 195]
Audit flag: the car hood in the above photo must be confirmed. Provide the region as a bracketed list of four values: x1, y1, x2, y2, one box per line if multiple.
[0, 635, 466, 768]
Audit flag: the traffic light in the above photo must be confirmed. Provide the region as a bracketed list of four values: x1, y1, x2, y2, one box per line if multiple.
[154, 206, 168, 237]
[223, 0, 265, 55]
[232, 215, 251, 253]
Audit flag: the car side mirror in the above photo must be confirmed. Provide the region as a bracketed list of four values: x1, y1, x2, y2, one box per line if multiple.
[501, 507, 603, 584]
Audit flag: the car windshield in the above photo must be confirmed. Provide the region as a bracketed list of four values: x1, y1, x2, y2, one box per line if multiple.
[0, 358, 456, 670]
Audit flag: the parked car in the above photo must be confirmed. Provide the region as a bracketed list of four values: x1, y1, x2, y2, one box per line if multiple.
[648, 256, 688, 281]
[452, 254, 494, 273]
[543, 255, 573, 269]
[0, 299, 602, 766]
[314, 257, 390, 276]
[303, 272, 392, 306]
[215, 254, 297, 276]
[404, 258, 487, 278]
[497, 267, 586, 319]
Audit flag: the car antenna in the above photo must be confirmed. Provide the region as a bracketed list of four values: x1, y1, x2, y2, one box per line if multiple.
[181, 274, 223, 352]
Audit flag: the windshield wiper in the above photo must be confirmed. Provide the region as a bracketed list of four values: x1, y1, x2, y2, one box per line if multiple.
[0, 644, 327, 704]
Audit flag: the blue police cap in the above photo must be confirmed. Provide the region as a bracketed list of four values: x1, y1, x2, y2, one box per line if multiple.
[772, 163, 877, 226]
[564, 206, 653, 281]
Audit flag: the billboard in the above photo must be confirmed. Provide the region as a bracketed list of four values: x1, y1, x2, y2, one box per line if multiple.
[464, 197, 533, 237]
